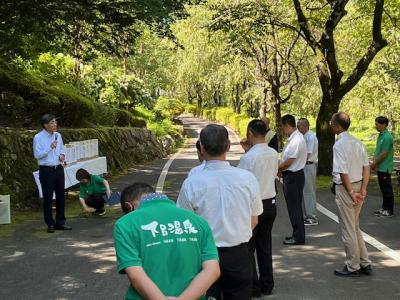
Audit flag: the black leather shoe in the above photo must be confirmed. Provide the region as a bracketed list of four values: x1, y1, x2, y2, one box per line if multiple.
[261, 289, 272, 296]
[47, 226, 55, 233]
[334, 266, 360, 277]
[360, 265, 372, 275]
[252, 290, 262, 298]
[283, 238, 304, 245]
[54, 225, 72, 231]
[285, 236, 293, 240]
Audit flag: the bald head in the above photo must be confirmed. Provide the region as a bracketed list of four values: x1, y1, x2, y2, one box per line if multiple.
[331, 112, 351, 131]
[261, 117, 270, 129]
[297, 118, 310, 134]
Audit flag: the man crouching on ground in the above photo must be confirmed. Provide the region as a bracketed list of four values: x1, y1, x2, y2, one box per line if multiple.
[113, 182, 220, 300]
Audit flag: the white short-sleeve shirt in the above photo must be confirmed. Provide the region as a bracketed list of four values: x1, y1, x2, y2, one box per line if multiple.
[188, 161, 205, 177]
[332, 132, 369, 184]
[303, 130, 318, 163]
[177, 160, 263, 247]
[238, 143, 278, 200]
[281, 129, 307, 172]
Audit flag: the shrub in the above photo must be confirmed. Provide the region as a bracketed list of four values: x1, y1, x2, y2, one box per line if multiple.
[202, 109, 213, 120]
[154, 96, 185, 119]
[215, 107, 235, 124]
[48, 83, 95, 127]
[115, 109, 146, 127]
[238, 116, 254, 137]
[185, 104, 198, 115]
[92, 103, 118, 126]
[147, 119, 180, 137]
[201, 106, 253, 138]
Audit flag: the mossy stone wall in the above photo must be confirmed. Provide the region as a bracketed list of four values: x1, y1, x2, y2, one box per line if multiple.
[0, 127, 182, 208]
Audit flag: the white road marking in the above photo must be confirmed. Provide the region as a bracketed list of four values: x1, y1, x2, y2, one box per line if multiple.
[155, 151, 182, 193]
[317, 203, 400, 263]
[157, 117, 400, 264]
[229, 127, 400, 264]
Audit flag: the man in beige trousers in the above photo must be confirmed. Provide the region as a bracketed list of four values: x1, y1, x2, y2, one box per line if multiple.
[330, 112, 372, 277]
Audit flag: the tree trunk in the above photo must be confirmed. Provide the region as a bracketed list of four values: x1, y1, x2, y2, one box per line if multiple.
[196, 85, 203, 114]
[187, 90, 193, 104]
[316, 90, 341, 175]
[273, 97, 282, 151]
[260, 88, 268, 118]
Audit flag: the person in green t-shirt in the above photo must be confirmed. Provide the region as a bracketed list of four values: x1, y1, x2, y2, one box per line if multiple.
[76, 168, 111, 216]
[371, 116, 395, 217]
[114, 182, 220, 300]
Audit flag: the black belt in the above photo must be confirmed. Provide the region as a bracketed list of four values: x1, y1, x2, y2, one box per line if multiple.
[335, 180, 362, 186]
[39, 165, 61, 169]
[262, 197, 276, 202]
[306, 161, 314, 165]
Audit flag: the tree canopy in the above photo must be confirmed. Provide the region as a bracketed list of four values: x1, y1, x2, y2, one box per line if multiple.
[1, 0, 399, 172]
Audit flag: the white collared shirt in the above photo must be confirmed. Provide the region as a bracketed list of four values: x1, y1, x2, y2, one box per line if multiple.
[303, 130, 318, 163]
[281, 129, 307, 172]
[238, 143, 278, 199]
[33, 130, 65, 166]
[332, 131, 369, 184]
[188, 161, 206, 177]
[177, 160, 263, 247]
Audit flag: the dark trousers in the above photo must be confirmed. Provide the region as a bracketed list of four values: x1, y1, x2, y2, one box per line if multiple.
[249, 198, 277, 294]
[39, 165, 65, 227]
[378, 171, 394, 214]
[207, 243, 252, 300]
[283, 169, 305, 243]
[85, 194, 105, 212]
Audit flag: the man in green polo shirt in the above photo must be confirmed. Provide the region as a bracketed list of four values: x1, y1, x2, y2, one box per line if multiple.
[114, 183, 220, 300]
[371, 116, 395, 217]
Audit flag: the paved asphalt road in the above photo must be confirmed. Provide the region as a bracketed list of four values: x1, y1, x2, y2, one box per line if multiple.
[0, 115, 399, 300]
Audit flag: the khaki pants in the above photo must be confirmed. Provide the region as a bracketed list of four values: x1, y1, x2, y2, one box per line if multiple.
[335, 182, 371, 271]
[303, 163, 317, 220]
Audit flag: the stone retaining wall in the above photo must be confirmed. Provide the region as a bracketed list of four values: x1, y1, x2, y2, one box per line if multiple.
[0, 127, 182, 208]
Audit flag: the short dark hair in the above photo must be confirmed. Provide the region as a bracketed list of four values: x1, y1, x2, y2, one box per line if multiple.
[196, 139, 201, 151]
[332, 112, 351, 130]
[76, 168, 91, 181]
[281, 114, 296, 128]
[375, 116, 389, 126]
[120, 182, 155, 213]
[41, 114, 56, 127]
[248, 119, 267, 137]
[200, 124, 229, 156]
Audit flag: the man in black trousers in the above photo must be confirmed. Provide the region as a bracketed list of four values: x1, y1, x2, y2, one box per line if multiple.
[238, 120, 279, 297]
[33, 114, 72, 233]
[278, 114, 307, 245]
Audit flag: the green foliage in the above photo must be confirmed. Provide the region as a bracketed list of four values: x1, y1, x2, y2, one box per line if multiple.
[154, 96, 185, 120]
[0, 62, 145, 128]
[133, 105, 181, 137]
[32, 52, 74, 82]
[203, 107, 253, 138]
[184, 104, 199, 116]
[215, 107, 235, 124]
[115, 109, 146, 127]
[147, 119, 181, 137]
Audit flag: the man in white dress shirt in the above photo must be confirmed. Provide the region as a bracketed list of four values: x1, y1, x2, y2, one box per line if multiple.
[188, 140, 205, 177]
[297, 118, 319, 226]
[177, 124, 263, 300]
[278, 114, 307, 245]
[238, 119, 278, 297]
[33, 114, 71, 233]
[330, 112, 371, 277]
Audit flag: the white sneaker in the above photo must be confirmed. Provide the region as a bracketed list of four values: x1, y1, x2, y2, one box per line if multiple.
[374, 208, 384, 216]
[380, 210, 394, 217]
[304, 218, 318, 226]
